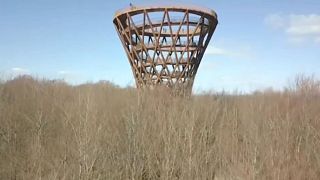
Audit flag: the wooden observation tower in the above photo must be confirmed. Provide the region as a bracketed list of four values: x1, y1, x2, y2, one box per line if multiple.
[113, 5, 218, 93]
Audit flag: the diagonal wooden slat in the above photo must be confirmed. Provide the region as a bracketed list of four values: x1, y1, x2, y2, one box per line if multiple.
[127, 13, 154, 82]
[117, 16, 151, 85]
[177, 14, 206, 81]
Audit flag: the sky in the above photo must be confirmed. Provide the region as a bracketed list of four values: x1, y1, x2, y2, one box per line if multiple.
[0, 0, 319, 93]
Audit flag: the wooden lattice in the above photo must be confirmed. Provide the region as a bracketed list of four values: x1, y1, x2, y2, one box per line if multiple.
[113, 5, 218, 92]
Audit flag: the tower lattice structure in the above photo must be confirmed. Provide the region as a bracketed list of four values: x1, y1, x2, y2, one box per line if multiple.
[113, 5, 218, 91]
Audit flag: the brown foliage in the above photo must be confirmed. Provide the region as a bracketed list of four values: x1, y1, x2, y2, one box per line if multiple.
[0, 75, 320, 179]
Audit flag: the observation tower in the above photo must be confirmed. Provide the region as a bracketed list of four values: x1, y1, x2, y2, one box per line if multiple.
[113, 5, 218, 92]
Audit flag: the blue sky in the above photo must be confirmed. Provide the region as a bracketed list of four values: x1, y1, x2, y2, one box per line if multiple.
[1, 0, 319, 92]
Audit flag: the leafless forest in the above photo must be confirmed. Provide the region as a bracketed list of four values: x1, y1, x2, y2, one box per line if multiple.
[0, 75, 319, 179]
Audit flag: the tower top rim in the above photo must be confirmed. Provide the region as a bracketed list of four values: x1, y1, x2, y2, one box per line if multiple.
[114, 5, 218, 20]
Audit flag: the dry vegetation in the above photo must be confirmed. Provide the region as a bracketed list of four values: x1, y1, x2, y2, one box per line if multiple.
[0, 75, 320, 179]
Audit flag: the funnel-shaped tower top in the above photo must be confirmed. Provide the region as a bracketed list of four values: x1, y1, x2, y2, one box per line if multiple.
[113, 5, 218, 92]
